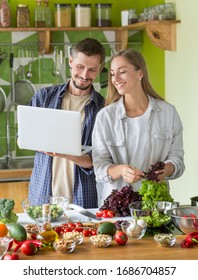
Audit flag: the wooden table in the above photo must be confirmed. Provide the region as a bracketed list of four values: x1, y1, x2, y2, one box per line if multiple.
[16, 213, 198, 260]
[17, 235, 198, 260]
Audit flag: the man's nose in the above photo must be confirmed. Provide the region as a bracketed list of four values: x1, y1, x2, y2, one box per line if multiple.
[81, 69, 89, 79]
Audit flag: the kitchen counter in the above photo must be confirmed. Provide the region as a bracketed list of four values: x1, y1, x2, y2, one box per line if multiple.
[15, 212, 198, 260]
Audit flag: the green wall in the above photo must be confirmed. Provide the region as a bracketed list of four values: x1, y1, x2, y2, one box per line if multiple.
[0, 0, 165, 158]
[8, 0, 165, 97]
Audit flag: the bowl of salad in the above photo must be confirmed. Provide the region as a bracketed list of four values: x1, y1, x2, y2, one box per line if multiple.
[22, 196, 69, 222]
[129, 200, 179, 228]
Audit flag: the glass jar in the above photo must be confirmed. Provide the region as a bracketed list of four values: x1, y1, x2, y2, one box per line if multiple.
[0, 0, 11, 28]
[16, 4, 30, 27]
[128, 9, 138, 24]
[43, 0, 52, 27]
[75, 4, 91, 27]
[34, 0, 45, 27]
[55, 4, 71, 27]
[164, 3, 176, 20]
[95, 3, 112, 27]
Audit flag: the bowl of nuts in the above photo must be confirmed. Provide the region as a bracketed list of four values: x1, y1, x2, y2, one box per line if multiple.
[89, 234, 112, 248]
[154, 233, 176, 247]
[62, 231, 84, 245]
[53, 239, 76, 254]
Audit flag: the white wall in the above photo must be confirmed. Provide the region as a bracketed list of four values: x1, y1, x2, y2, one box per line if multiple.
[166, 0, 198, 204]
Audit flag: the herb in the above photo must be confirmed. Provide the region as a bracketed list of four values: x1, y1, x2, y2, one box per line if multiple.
[99, 185, 142, 217]
[143, 161, 165, 182]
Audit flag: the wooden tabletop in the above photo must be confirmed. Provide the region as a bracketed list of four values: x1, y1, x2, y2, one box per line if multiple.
[17, 235, 197, 260]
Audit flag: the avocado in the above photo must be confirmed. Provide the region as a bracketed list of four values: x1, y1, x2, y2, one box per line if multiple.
[97, 222, 117, 237]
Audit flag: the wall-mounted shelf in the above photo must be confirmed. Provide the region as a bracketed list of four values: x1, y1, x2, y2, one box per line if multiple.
[0, 20, 180, 53]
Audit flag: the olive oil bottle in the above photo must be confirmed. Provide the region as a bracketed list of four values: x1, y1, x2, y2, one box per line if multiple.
[37, 204, 58, 247]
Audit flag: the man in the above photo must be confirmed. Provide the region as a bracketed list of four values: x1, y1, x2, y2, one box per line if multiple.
[28, 38, 106, 208]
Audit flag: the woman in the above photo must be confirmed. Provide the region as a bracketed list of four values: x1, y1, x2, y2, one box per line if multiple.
[92, 49, 185, 206]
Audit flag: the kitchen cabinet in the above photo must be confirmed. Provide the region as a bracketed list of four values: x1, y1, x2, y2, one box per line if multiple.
[0, 20, 180, 53]
[0, 169, 31, 213]
[0, 181, 29, 213]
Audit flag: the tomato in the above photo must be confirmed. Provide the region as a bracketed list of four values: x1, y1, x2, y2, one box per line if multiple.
[74, 222, 83, 227]
[67, 222, 75, 228]
[3, 252, 20, 260]
[73, 227, 84, 233]
[53, 226, 63, 235]
[106, 210, 115, 218]
[82, 228, 92, 237]
[91, 229, 97, 235]
[96, 210, 103, 217]
[63, 227, 73, 233]
[20, 240, 41, 255]
[115, 231, 128, 245]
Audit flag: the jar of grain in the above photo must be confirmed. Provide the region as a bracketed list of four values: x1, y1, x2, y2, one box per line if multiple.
[0, 0, 11, 28]
[17, 4, 30, 27]
[55, 4, 71, 27]
[95, 3, 112, 27]
[75, 4, 91, 27]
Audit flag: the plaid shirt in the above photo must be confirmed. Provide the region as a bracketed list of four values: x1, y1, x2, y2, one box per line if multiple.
[28, 82, 105, 208]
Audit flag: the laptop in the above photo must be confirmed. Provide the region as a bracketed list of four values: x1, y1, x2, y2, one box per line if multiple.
[17, 105, 92, 156]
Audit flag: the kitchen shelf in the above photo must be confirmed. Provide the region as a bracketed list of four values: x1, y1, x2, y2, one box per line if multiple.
[0, 20, 180, 53]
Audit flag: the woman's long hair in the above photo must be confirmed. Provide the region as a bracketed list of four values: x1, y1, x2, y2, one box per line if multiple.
[105, 49, 164, 106]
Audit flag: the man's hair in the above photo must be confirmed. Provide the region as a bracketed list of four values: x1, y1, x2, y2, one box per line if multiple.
[72, 38, 106, 66]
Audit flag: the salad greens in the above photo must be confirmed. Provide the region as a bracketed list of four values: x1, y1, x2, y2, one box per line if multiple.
[138, 179, 174, 202]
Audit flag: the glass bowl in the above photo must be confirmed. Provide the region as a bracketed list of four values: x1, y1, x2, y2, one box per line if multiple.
[166, 206, 198, 234]
[53, 239, 76, 254]
[62, 231, 84, 245]
[154, 233, 176, 247]
[121, 219, 147, 239]
[129, 201, 179, 228]
[22, 196, 69, 222]
[89, 234, 112, 247]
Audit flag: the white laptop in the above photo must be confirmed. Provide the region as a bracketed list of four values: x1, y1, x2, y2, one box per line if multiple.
[17, 105, 92, 156]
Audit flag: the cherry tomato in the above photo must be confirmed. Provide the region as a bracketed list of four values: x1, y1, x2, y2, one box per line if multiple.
[83, 228, 92, 237]
[74, 222, 83, 227]
[53, 226, 63, 235]
[115, 231, 128, 245]
[73, 227, 84, 233]
[96, 210, 103, 217]
[63, 227, 73, 233]
[106, 210, 115, 218]
[91, 229, 97, 235]
[67, 222, 75, 228]
[3, 252, 20, 260]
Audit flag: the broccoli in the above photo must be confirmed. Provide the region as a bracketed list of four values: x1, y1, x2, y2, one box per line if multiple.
[0, 198, 18, 224]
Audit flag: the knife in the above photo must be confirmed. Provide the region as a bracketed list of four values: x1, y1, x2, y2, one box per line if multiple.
[68, 204, 102, 220]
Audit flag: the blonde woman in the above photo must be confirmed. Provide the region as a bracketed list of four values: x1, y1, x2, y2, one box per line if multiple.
[92, 49, 185, 206]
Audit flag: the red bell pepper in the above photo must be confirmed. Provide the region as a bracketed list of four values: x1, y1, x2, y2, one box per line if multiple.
[181, 232, 198, 248]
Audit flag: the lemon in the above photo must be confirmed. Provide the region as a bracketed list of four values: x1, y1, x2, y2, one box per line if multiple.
[9, 223, 27, 242]
[97, 222, 117, 237]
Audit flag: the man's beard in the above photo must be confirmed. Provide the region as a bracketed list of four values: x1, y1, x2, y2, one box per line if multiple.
[72, 79, 92, 91]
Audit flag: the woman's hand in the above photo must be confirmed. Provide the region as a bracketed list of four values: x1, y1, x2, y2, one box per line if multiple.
[155, 162, 175, 181]
[108, 164, 145, 184]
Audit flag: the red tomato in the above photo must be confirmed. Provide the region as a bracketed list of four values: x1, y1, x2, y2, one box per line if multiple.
[96, 210, 103, 217]
[74, 222, 83, 227]
[91, 229, 97, 235]
[83, 228, 92, 237]
[106, 210, 115, 218]
[53, 226, 63, 235]
[115, 231, 128, 245]
[67, 222, 75, 228]
[63, 227, 73, 233]
[20, 240, 40, 255]
[73, 227, 83, 233]
[3, 252, 20, 260]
